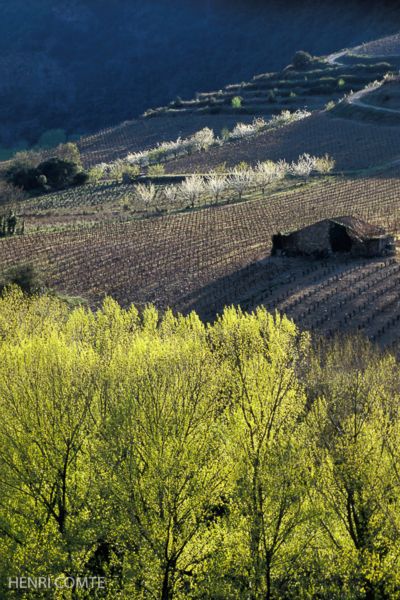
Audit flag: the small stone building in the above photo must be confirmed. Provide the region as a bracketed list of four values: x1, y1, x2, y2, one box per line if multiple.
[272, 216, 396, 258]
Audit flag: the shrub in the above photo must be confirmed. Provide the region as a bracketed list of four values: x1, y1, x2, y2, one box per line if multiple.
[292, 51, 314, 70]
[107, 160, 128, 181]
[122, 165, 141, 184]
[0, 263, 43, 295]
[221, 127, 230, 141]
[6, 155, 86, 193]
[235, 161, 250, 172]
[0, 180, 27, 205]
[72, 171, 90, 186]
[213, 163, 228, 174]
[0, 210, 23, 237]
[6, 166, 44, 191]
[88, 164, 107, 183]
[55, 142, 82, 168]
[36, 158, 80, 189]
[5, 142, 80, 174]
[147, 164, 166, 177]
[8, 149, 44, 171]
[231, 96, 243, 109]
[314, 154, 336, 174]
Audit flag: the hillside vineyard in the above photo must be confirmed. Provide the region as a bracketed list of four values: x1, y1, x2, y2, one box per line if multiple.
[3, 23, 400, 599]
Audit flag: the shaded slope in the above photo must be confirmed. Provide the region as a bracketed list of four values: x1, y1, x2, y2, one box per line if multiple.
[163, 112, 400, 173]
[0, 0, 399, 147]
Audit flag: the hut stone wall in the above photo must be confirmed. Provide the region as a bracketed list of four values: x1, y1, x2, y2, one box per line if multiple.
[272, 217, 396, 258]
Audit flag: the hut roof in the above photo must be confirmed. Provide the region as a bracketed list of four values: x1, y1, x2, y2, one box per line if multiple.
[330, 216, 387, 241]
[281, 216, 387, 241]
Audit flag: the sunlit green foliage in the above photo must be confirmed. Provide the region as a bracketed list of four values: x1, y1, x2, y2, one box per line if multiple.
[0, 291, 399, 598]
[231, 96, 243, 109]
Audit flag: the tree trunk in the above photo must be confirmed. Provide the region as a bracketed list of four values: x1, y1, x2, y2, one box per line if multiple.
[265, 558, 272, 600]
[161, 568, 170, 600]
[250, 463, 262, 600]
[161, 559, 176, 600]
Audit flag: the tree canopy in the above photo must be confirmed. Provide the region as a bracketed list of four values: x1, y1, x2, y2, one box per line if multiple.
[0, 290, 399, 598]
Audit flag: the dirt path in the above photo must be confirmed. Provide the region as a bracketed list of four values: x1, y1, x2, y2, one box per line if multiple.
[326, 49, 400, 115]
[347, 86, 400, 114]
[326, 50, 348, 66]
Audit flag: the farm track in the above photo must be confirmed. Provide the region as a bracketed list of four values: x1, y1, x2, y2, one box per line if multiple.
[327, 43, 400, 119]
[348, 87, 400, 115]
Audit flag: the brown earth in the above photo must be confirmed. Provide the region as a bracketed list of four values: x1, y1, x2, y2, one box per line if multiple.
[3, 169, 400, 349]
[164, 112, 400, 173]
[77, 114, 257, 168]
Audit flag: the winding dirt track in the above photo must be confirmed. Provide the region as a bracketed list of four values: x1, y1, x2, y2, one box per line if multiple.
[327, 48, 400, 115]
[347, 87, 400, 114]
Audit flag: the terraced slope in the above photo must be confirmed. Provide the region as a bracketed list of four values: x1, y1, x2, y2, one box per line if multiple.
[75, 53, 399, 170]
[144, 59, 395, 119]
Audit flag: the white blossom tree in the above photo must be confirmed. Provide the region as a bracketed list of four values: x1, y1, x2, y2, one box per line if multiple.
[290, 153, 316, 180]
[162, 184, 179, 206]
[206, 174, 228, 205]
[190, 128, 215, 152]
[228, 168, 253, 202]
[254, 161, 279, 197]
[135, 183, 157, 209]
[178, 175, 205, 208]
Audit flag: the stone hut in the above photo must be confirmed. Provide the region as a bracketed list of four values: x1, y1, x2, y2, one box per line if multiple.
[272, 216, 396, 258]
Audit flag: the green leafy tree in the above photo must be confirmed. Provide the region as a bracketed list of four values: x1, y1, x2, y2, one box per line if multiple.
[306, 338, 400, 598]
[98, 308, 228, 599]
[0, 321, 103, 585]
[210, 308, 311, 599]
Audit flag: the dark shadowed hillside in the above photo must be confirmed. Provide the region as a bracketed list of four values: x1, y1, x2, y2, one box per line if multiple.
[1, 0, 399, 151]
